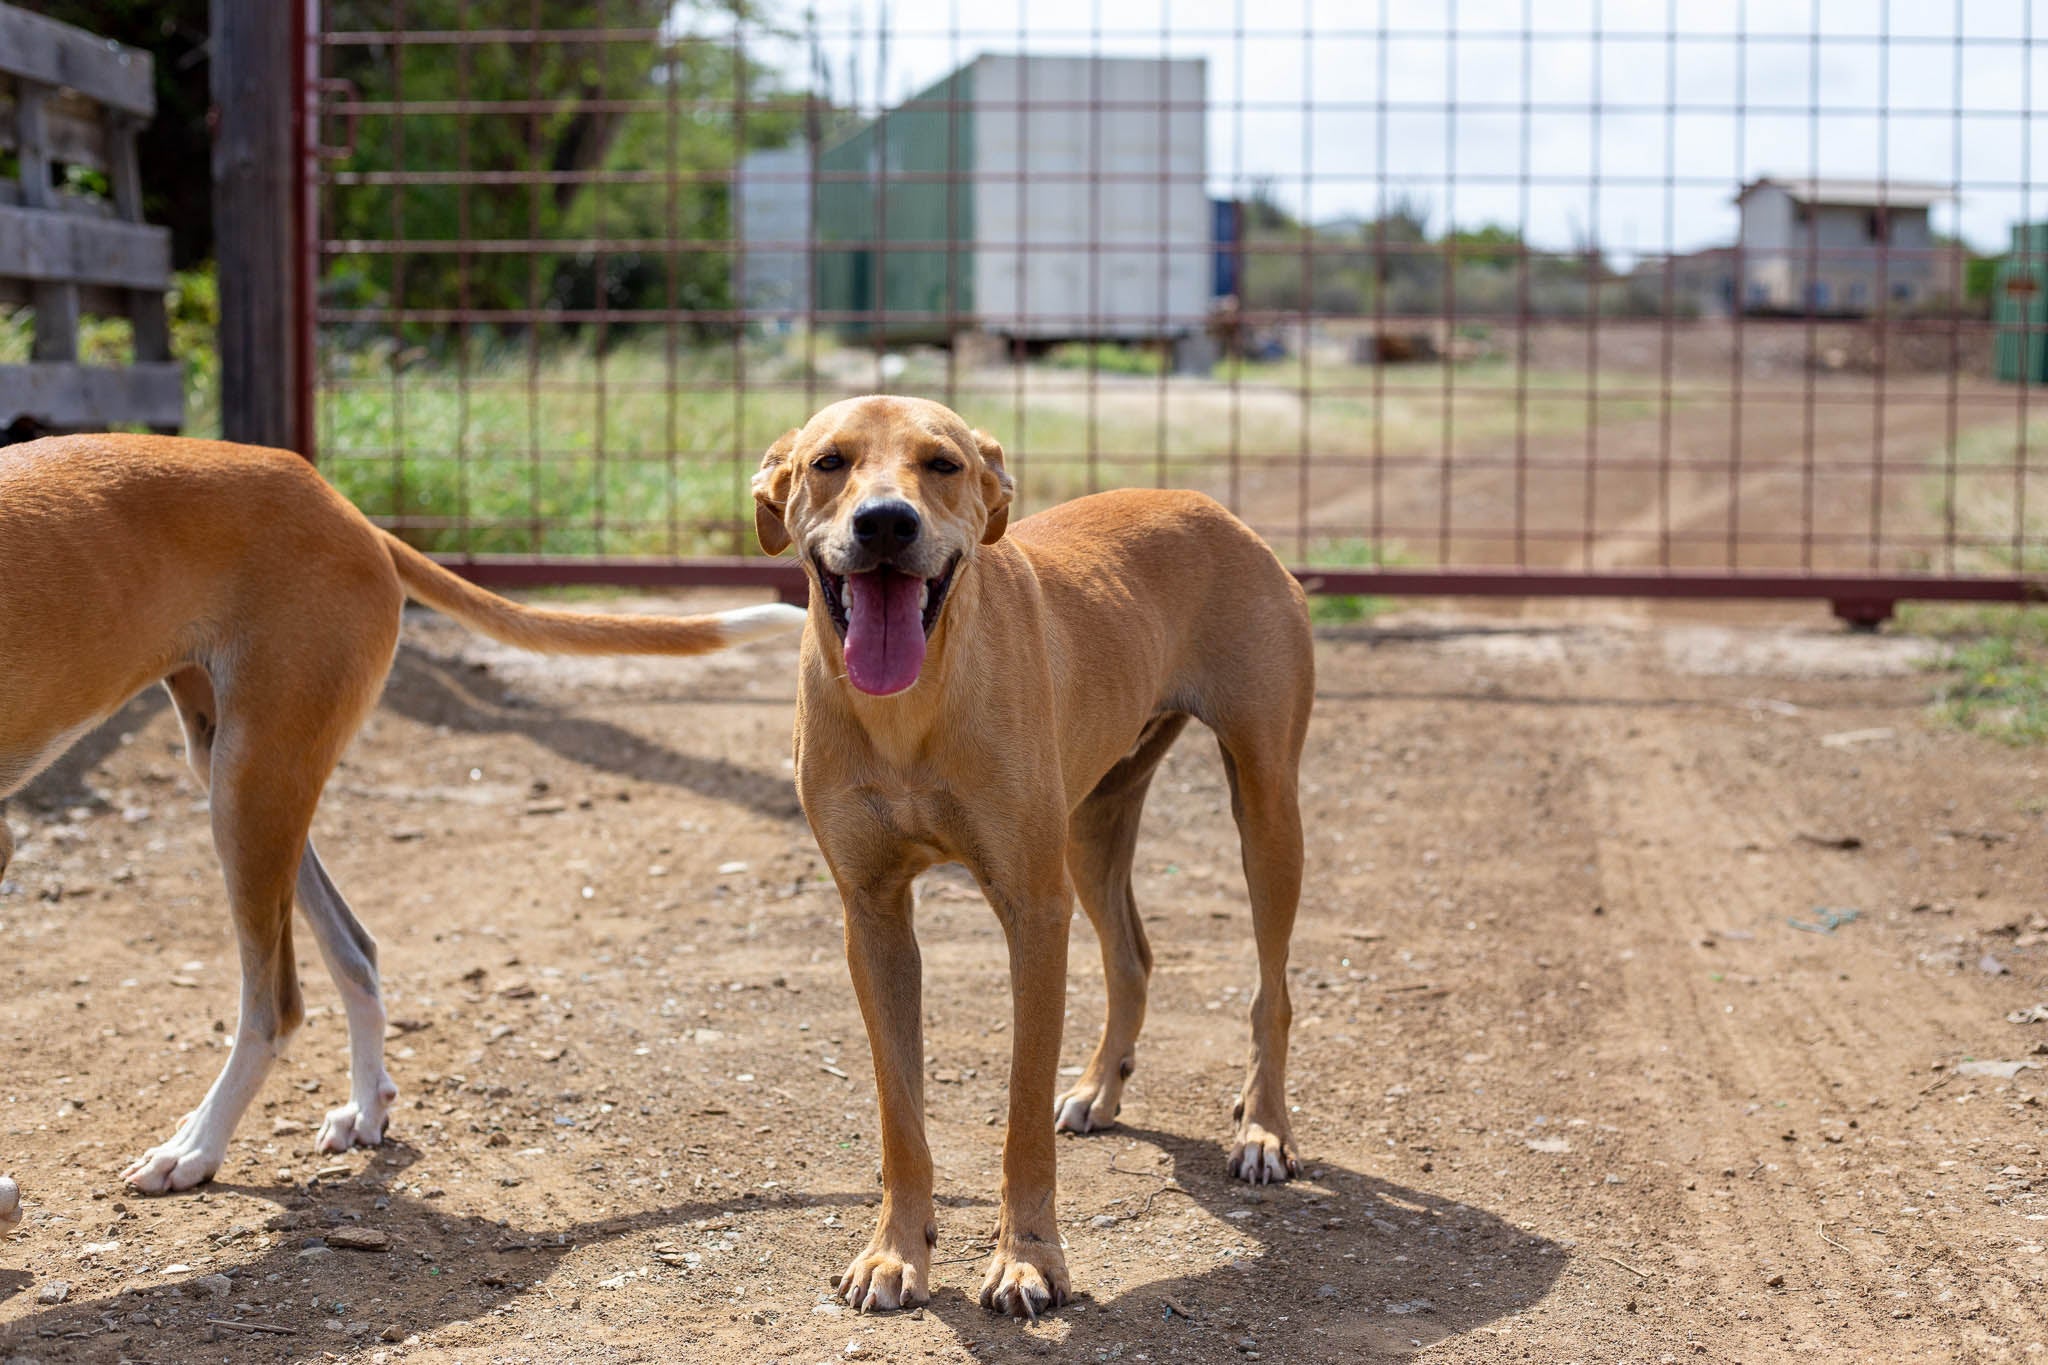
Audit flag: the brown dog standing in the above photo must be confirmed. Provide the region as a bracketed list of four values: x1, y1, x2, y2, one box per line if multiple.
[0, 433, 802, 1204]
[753, 395, 1314, 1318]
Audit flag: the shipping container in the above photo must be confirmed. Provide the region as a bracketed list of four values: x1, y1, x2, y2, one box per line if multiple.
[800, 54, 1210, 345]
[1994, 223, 2048, 384]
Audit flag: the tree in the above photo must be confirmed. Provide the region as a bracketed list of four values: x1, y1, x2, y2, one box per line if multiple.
[320, 0, 803, 330]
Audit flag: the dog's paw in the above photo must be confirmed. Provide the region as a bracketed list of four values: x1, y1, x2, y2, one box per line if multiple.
[121, 1135, 222, 1194]
[977, 1237, 1069, 1322]
[0, 1175, 20, 1230]
[1227, 1119, 1298, 1185]
[836, 1233, 931, 1313]
[315, 1078, 397, 1155]
[1052, 1081, 1120, 1135]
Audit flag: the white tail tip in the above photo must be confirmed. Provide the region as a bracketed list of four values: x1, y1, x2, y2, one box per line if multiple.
[717, 602, 808, 642]
[0, 1176, 20, 1230]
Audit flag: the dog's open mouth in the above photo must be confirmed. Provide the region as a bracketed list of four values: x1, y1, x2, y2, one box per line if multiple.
[814, 555, 958, 696]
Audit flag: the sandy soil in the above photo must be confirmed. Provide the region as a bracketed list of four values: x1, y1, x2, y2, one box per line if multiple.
[1, 591, 2044, 1365]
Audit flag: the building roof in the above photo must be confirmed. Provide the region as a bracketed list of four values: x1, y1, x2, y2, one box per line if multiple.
[1736, 177, 1953, 209]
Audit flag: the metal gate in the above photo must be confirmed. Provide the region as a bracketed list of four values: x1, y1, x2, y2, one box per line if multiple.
[303, 2, 2047, 623]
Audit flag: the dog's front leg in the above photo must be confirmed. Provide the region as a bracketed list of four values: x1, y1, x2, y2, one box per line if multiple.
[836, 873, 936, 1312]
[979, 874, 1074, 1320]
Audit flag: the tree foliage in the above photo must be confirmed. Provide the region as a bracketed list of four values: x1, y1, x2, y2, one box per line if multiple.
[21, 0, 803, 321]
[321, 0, 803, 332]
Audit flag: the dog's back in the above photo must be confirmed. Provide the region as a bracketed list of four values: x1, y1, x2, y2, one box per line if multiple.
[1004, 487, 1313, 747]
[0, 435, 400, 798]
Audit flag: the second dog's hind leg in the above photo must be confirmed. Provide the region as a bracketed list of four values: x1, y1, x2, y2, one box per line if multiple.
[1055, 712, 1189, 1136]
[125, 648, 387, 1193]
[122, 736, 310, 1193]
[297, 843, 396, 1152]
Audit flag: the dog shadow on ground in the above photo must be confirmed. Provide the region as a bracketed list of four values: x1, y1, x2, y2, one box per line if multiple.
[381, 646, 802, 820]
[0, 1126, 1562, 1362]
[918, 1123, 1566, 1361]
[12, 643, 801, 822]
[16, 691, 170, 811]
[0, 1142, 878, 1360]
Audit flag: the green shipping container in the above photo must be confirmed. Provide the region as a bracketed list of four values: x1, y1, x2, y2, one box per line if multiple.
[1994, 223, 2048, 383]
[815, 66, 976, 344]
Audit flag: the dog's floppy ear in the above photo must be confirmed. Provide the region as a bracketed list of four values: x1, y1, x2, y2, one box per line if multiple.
[970, 429, 1015, 545]
[751, 428, 800, 555]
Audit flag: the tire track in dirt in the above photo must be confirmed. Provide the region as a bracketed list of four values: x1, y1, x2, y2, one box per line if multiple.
[1567, 626, 2048, 1361]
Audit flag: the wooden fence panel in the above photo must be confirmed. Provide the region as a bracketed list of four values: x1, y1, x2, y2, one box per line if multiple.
[0, 3, 178, 435]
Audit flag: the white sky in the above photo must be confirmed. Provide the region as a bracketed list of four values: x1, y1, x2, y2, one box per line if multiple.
[721, 0, 2048, 259]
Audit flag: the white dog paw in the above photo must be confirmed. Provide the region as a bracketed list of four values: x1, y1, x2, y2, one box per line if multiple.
[122, 1136, 222, 1194]
[1052, 1083, 1120, 1135]
[0, 1175, 21, 1229]
[315, 1078, 396, 1154]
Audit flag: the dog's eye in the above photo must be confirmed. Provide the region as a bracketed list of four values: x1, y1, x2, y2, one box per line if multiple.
[812, 452, 845, 472]
[927, 456, 961, 475]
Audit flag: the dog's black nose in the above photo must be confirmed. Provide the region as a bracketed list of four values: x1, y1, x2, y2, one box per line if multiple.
[852, 498, 921, 549]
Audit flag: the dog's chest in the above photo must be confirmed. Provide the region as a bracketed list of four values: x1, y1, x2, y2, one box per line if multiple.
[808, 774, 974, 861]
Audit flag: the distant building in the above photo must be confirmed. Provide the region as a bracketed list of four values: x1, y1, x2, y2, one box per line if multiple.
[736, 146, 813, 323]
[1733, 177, 1953, 314]
[807, 54, 1211, 347]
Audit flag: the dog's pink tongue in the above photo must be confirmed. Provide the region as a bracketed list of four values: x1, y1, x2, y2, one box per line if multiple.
[843, 569, 927, 695]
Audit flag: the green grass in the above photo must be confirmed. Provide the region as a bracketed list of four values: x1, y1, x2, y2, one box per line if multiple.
[1918, 419, 2048, 576]
[317, 334, 827, 556]
[1045, 341, 1171, 377]
[1299, 536, 1406, 626]
[1932, 630, 2048, 745]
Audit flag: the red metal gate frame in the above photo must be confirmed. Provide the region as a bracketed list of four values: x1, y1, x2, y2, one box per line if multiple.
[292, 8, 2048, 629]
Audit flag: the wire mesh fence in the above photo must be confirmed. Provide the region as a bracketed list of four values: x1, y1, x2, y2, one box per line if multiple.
[307, 0, 2048, 615]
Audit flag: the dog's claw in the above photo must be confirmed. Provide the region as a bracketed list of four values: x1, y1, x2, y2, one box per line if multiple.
[1227, 1120, 1298, 1185]
[836, 1238, 928, 1313]
[977, 1239, 1069, 1321]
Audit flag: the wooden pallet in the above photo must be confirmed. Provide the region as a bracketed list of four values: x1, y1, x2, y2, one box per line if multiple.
[0, 4, 180, 433]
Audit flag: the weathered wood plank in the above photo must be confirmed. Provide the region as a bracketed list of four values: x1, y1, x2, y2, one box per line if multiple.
[0, 6, 154, 118]
[13, 78, 53, 210]
[0, 362, 182, 429]
[0, 89, 105, 170]
[105, 117, 143, 219]
[30, 280, 77, 362]
[0, 280, 129, 314]
[0, 207, 169, 289]
[212, 0, 299, 448]
[129, 293, 170, 363]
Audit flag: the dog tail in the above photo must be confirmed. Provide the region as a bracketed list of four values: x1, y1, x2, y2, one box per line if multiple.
[380, 531, 805, 656]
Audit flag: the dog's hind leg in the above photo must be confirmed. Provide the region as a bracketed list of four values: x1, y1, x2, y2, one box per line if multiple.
[296, 843, 396, 1153]
[1214, 725, 1306, 1185]
[125, 647, 387, 1193]
[1055, 712, 1189, 1136]
[122, 730, 313, 1193]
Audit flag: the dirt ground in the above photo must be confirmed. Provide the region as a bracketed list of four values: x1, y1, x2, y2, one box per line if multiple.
[2, 589, 2045, 1365]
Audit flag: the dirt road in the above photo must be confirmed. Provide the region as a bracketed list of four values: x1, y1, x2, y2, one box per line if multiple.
[1, 594, 2043, 1363]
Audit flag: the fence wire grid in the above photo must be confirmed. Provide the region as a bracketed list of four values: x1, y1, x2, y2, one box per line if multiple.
[307, 0, 2048, 618]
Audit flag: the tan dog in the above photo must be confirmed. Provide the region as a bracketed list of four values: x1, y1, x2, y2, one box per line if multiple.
[0, 433, 802, 1203]
[753, 396, 1313, 1319]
